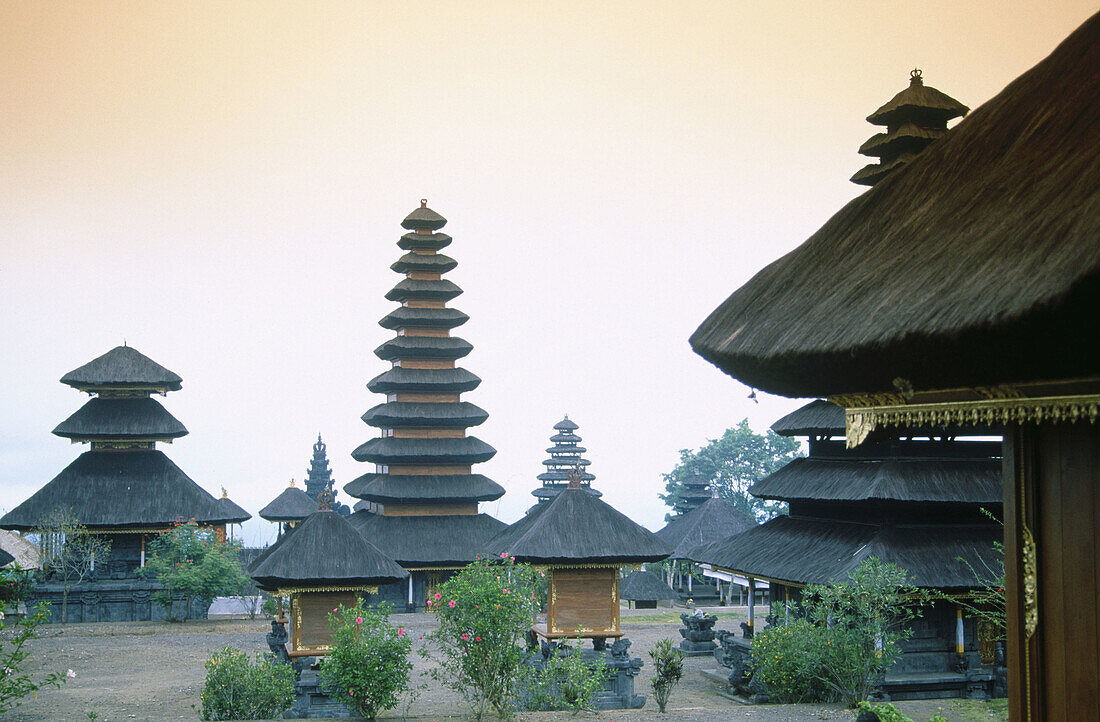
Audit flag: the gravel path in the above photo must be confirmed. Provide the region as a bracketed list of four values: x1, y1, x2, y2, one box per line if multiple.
[3, 606, 1001, 721]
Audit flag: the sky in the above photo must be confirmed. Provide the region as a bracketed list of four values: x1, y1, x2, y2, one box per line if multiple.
[2, 1, 1095, 547]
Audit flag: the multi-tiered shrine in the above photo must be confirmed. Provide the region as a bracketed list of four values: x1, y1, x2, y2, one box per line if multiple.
[530, 416, 600, 511]
[851, 69, 968, 187]
[345, 201, 506, 611]
[0, 345, 237, 622]
[304, 435, 349, 515]
[670, 474, 711, 517]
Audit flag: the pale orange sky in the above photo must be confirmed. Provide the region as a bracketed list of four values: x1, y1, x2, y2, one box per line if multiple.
[2, 2, 1095, 540]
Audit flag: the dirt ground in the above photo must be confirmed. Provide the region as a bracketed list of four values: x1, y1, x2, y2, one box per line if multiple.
[4, 606, 1008, 722]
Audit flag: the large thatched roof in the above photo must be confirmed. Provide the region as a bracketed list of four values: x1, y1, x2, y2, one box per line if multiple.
[258, 485, 317, 522]
[656, 496, 757, 560]
[486, 486, 670, 565]
[0, 451, 234, 531]
[347, 512, 506, 566]
[690, 13, 1100, 398]
[343, 473, 505, 504]
[620, 570, 677, 602]
[693, 515, 1001, 590]
[249, 510, 407, 591]
[216, 494, 252, 524]
[60, 346, 182, 392]
[750, 457, 1002, 504]
[52, 398, 188, 440]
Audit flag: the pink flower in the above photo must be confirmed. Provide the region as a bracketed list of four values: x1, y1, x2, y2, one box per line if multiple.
[349, 690, 355, 697]
[332, 608, 338, 613]
[66, 669, 76, 679]
[510, 556, 515, 563]
[540, 572, 545, 577]
[500, 552, 508, 559]
[355, 616, 363, 625]
[475, 636, 482, 642]
[434, 592, 442, 600]
[474, 604, 479, 609]
[398, 628, 406, 636]
[448, 600, 456, 608]
[427, 600, 433, 607]
[461, 633, 469, 641]
[502, 589, 510, 594]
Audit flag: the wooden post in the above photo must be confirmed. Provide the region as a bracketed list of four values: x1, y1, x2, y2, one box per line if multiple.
[747, 577, 755, 633]
[407, 575, 414, 606]
[956, 605, 965, 656]
[140, 536, 145, 567]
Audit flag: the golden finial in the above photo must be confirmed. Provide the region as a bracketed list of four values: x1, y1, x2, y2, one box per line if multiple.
[221, 487, 228, 499]
[420, 198, 428, 208]
[567, 466, 583, 490]
[318, 484, 334, 511]
[289, 478, 296, 488]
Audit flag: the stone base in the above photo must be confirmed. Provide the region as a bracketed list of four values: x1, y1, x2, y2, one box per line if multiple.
[28, 580, 209, 623]
[678, 639, 717, 656]
[524, 637, 646, 711]
[284, 658, 353, 719]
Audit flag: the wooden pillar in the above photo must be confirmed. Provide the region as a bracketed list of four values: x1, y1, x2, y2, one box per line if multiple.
[140, 535, 145, 567]
[407, 575, 414, 606]
[687, 573, 693, 593]
[747, 577, 755, 633]
[956, 605, 966, 657]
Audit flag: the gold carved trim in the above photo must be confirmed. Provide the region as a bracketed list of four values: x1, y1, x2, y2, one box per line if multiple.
[277, 585, 378, 596]
[837, 393, 1100, 447]
[1021, 526, 1038, 640]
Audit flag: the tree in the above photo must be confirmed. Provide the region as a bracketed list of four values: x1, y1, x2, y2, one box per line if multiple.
[34, 509, 113, 623]
[140, 520, 250, 622]
[0, 603, 69, 713]
[660, 419, 803, 521]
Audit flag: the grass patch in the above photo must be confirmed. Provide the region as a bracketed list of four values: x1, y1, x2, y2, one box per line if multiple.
[947, 698, 1009, 721]
[624, 612, 743, 626]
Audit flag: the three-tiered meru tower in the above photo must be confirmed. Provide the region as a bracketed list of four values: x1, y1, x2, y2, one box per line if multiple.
[529, 416, 601, 513]
[346, 201, 506, 611]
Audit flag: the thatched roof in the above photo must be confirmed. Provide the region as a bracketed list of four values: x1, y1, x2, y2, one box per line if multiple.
[351, 436, 496, 465]
[770, 400, 845, 437]
[620, 570, 677, 601]
[347, 511, 506, 566]
[486, 486, 670, 565]
[0, 450, 234, 531]
[692, 515, 1001, 590]
[391, 252, 458, 274]
[401, 202, 447, 231]
[258, 485, 317, 522]
[378, 307, 469, 330]
[750, 457, 1002, 504]
[0, 547, 13, 568]
[690, 13, 1100, 398]
[0, 530, 40, 569]
[360, 401, 487, 428]
[866, 73, 969, 127]
[531, 484, 600, 499]
[52, 398, 188, 440]
[397, 231, 452, 252]
[374, 336, 473, 361]
[249, 510, 407, 591]
[366, 367, 481, 394]
[554, 417, 579, 431]
[216, 495, 252, 524]
[657, 496, 757, 560]
[60, 346, 182, 392]
[385, 278, 462, 303]
[344, 473, 505, 503]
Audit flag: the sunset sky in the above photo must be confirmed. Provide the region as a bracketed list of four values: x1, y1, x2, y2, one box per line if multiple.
[2, 2, 1095, 544]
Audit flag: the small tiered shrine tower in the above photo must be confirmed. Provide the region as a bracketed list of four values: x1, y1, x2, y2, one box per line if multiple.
[851, 69, 968, 187]
[671, 474, 711, 517]
[304, 435, 349, 516]
[345, 201, 506, 611]
[0, 345, 237, 622]
[530, 416, 600, 510]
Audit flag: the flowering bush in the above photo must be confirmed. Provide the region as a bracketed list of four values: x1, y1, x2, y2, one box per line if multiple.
[199, 646, 294, 721]
[140, 520, 250, 622]
[0, 565, 34, 604]
[519, 640, 612, 712]
[426, 555, 539, 719]
[318, 602, 412, 720]
[0, 603, 68, 713]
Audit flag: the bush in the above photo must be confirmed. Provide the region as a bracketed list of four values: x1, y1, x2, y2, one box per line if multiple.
[0, 565, 34, 604]
[751, 558, 928, 706]
[649, 638, 684, 713]
[318, 603, 412, 720]
[141, 520, 250, 622]
[0, 603, 68, 713]
[199, 646, 294, 721]
[520, 640, 611, 713]
[426, 554, 540, 719]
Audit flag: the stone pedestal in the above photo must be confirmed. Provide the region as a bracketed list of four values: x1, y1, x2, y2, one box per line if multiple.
[284, 657, 353, 719]
[525, 637, 646, 710]
[678, 612, 718, 656]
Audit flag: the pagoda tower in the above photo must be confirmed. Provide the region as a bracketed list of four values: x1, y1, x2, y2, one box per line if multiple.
[304, 434, 349, 515]
[530, 415, 601, 510]
[851, 69, 968, 187]
[0, 345, 236, 622]
[671, 474, 710, 517]
[345, 201, 506, 611]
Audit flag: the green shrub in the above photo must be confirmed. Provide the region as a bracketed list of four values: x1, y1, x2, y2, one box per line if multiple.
[141, 520, 250, 622]
[199, 647, 294, 721]
[649, 638, 684, 713]
[260, 593, 286, 619]
[318, 602, 412, 720]
[857, 701, 914, 722]
[426, 554, 540, 719]
[0, 565, 34, 604]
[751, 618, 833, 702]
[520, 640, 611, 713]
[0, 603, 68, 714]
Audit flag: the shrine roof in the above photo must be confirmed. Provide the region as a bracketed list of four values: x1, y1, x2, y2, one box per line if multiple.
[620, 570, 677, 602]
[347, 512, 506, 566]
[60, 345, 182, 392]
[343, 473, 504, 504]
[656, 496, 757, 560]
[52, 397, 188, 440]
[258, 486, 318, 522]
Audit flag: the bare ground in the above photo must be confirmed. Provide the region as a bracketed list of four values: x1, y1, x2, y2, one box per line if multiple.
[3, 606, 1007, 722]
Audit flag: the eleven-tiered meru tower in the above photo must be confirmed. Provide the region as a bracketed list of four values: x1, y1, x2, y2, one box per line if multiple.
[346, 201, 506, 611]
[529, 416, 600, 512]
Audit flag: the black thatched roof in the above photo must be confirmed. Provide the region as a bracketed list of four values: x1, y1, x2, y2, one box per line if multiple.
[770, 400, 845, 437]
[657, 496, 757, 560]
[750, 457, 1002, 504]
[692, 515, 1001, 590]
[249, 510, 407, 591]
[620, 570, 677, 601]
[378, 307, 469, 330]
[343, 473, 505, 503]
[391, 252, 457, 274]
[401, 202, 447, 231]
[52, 398, 188, 440]
[361, 401, 488, 428]
[537, 470, 595, 482]
[367, 367, 481, 394]
[554, 417, 579, 431]
[351, 436, 496, 465]
[374, 336, 473, 361]
[385, 278, 462, 303]
[348, 511, 506, 566]
[487, 486, 670, 565]
[258, 485, 318, 522]
[0, 450, 234, 531]
[0, 547, 14, 568]
[549, 433, 581, 443]
[690, 13, 1100, 398]
[60, 346, 182, 392]
[397, 232, 452, 252]
[866, 74, 969, 127]
[531, 484, 600, 500]
[216, 494, 252, 524]
[858, 122, 946, 157]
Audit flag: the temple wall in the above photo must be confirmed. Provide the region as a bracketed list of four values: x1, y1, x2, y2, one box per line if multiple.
[28, 580, 209, 623]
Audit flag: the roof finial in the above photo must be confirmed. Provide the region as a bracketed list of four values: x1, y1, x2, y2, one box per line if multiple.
[567, 466, 583, 490]
[289, 477, 296, 488]
[910, 68, 923, 85]
[221, 487, 228, 499]
[318, 483, 334, 511]
[420, 198, 428, 208]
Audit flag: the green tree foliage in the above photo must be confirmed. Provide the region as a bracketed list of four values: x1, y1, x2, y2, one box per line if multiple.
[0, 603, 68, 713]
[140, 520, 250, 622]
[199, 646, 294, 721]
[649, 638, 684, 713]
[660, 419, 803, 521]
[751, 558, 929, 706]
[34, 509, 113, 623]
[318, 603, 412, 721]
[425, 555, 540, 719]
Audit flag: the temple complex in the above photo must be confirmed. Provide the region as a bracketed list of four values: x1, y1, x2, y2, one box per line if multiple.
[529, 416, 600, 511]
[303, 435, 349, 515]
[345, 201, 506, 610]
[259, 479, 318, 538]
[851, 70, 968, 186]
[0, 345, 237, 622]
